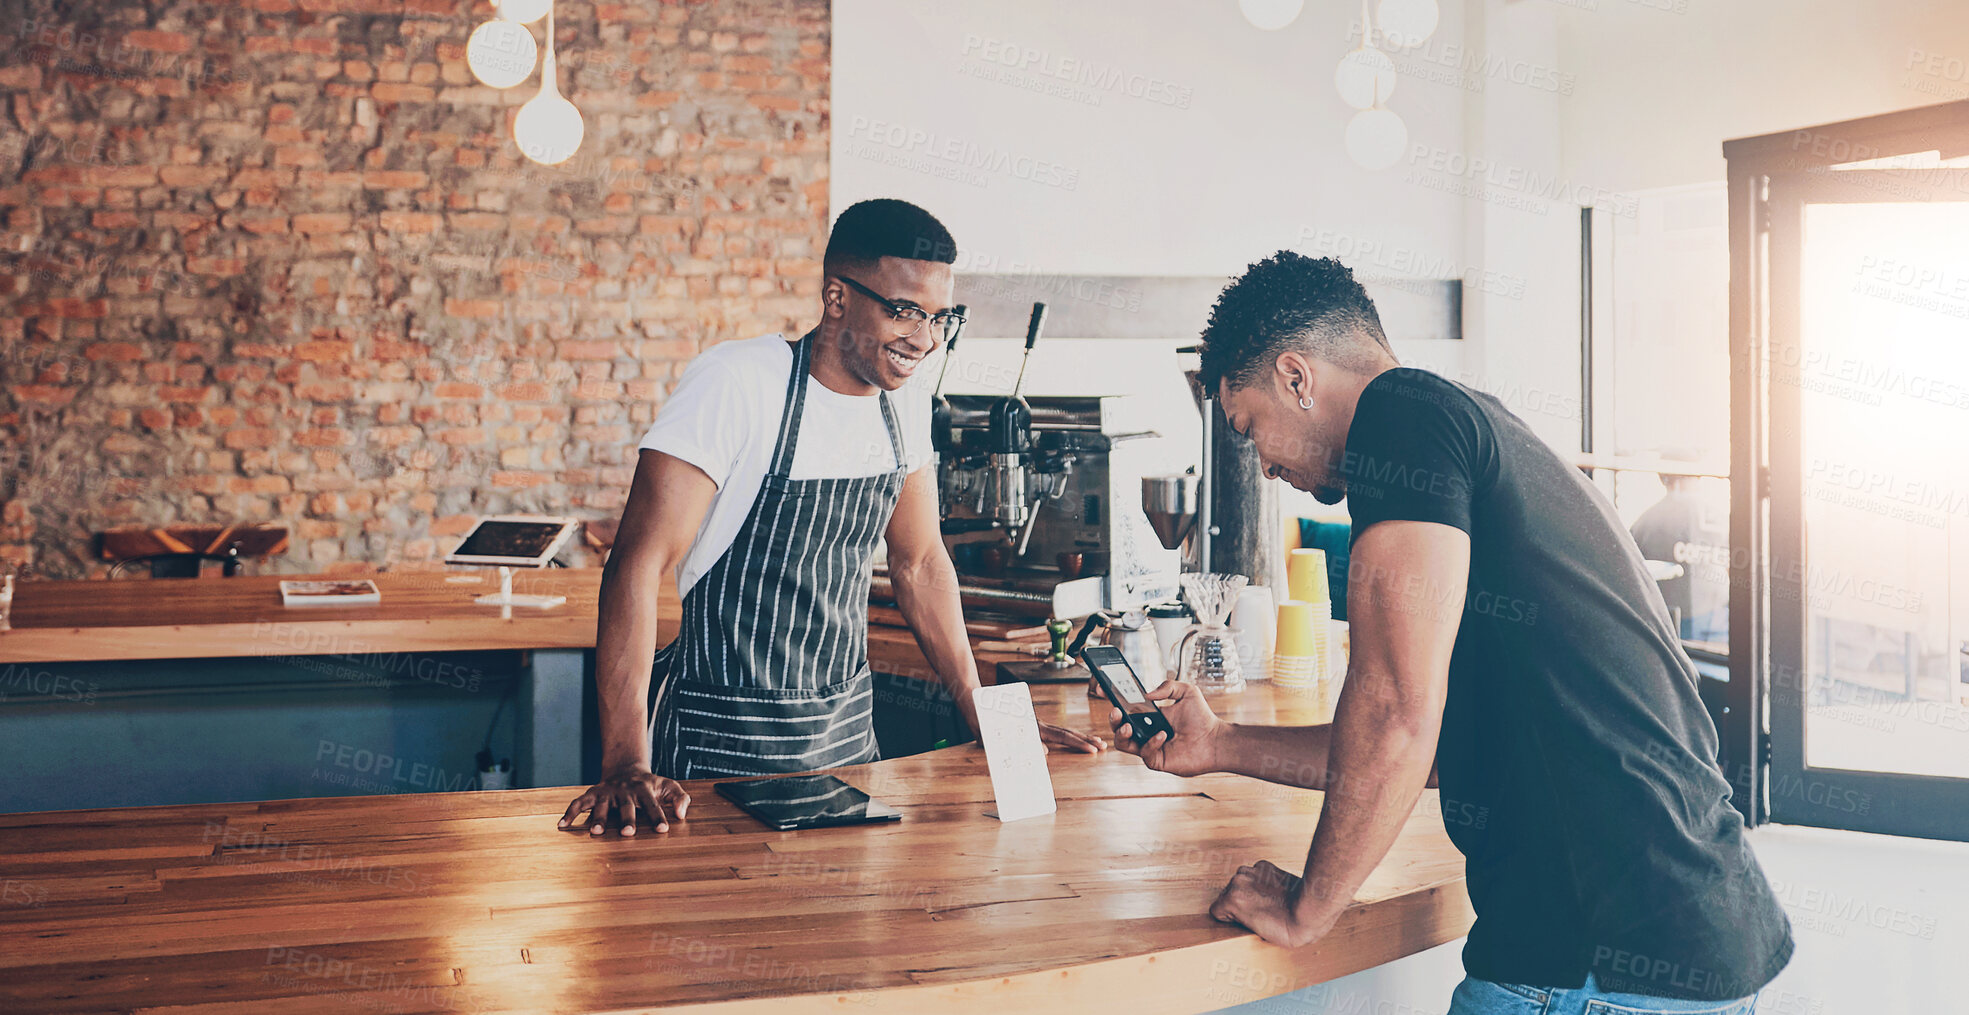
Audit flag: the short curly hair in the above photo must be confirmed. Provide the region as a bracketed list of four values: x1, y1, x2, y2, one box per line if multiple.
[824, 198, 958, 270]
[1196, 251, 1393, 393]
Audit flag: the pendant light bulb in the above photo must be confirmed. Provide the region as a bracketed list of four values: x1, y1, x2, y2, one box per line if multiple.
[513, 9, 582, 165]
[466, 19, 537, 89]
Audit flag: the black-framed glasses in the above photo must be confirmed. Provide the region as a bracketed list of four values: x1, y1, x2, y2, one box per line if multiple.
[835, 275, 965, 342]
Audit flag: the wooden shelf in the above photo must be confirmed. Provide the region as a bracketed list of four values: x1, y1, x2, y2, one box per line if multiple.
[0, 568, 610, 665]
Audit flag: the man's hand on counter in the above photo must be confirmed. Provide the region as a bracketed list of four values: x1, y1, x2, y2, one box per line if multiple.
[1107, 679, 1226, 777]
[1208, 859, 1337, 949]
[559, 766, 692, 837]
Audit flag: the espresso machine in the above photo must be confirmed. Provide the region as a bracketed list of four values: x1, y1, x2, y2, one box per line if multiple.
[921, 303, 1182, 625]
[937, 393, 1181, 612]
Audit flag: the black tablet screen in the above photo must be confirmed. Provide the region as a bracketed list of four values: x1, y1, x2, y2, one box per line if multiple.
[715, 774, 902, 830]
[451, 521, 568, 560]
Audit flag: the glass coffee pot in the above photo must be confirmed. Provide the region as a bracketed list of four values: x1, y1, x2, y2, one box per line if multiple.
[1173, 572, 1247, 694]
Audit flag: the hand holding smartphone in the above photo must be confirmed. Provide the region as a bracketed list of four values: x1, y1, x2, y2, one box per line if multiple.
[1081, 645, 1175, 745]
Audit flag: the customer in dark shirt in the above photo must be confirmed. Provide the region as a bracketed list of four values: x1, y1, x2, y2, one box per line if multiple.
[1109, 252, 1790, 1014]
[1630, 471, 1730, 643]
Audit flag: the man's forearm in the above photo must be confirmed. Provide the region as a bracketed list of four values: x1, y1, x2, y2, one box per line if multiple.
[593, 556, 665, 771]
[887, 550, 983, 732]
[1289, 693, 1441, 930]
[1217, 723, 1334, 789]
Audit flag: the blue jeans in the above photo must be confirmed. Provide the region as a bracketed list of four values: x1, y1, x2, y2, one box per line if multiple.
[1447, 974, 1759, 1015]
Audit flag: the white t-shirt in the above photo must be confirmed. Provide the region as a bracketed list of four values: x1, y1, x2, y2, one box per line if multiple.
[638, 333, 933, 597]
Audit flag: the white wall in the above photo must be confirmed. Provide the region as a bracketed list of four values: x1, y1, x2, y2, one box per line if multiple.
[832, 0, 1471, 277]
[1449, 0, 1583, 453]
[1555, 0, 1969, 191]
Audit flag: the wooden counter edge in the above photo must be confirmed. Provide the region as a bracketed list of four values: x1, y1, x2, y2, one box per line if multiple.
[0, 617, 607, 664]
[599, 880, 1474, 1015]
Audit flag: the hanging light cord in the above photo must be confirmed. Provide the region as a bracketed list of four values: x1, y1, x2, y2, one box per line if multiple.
[542, 3, 558, 96]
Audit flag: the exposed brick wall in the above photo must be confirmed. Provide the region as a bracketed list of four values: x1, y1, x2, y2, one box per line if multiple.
[0, 0, 830, 578]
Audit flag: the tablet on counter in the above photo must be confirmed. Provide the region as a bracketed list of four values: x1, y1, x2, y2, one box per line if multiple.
[443, 515, 581, 568]
[715, 774, 903, 831]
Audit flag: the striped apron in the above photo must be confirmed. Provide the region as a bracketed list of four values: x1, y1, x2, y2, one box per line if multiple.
[648, 332, 905, 779]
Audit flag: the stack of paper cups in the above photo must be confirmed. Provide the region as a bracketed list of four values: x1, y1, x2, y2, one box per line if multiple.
[1272, 600, 1320, 690]
[1279, 548, 1336, 710]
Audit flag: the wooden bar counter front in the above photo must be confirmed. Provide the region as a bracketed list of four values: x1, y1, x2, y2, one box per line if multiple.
[0, 677, 1470, 1015]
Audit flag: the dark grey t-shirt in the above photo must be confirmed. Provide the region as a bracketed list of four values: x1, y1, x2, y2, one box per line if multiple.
[1341, 368, 1792, 1000]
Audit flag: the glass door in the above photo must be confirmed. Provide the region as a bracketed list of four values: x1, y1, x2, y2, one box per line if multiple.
[1766, 167, 1969, 839]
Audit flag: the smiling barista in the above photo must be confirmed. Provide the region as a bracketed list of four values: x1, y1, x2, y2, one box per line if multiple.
[1109, 253, 1790, 1014]
[561, 199, 1106, 837]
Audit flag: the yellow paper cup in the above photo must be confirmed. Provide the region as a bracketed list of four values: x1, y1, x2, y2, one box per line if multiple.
[1288, 548, 1330, 605]
[1271, 655, 1316, 689]
[1275, 599, 1319, 657]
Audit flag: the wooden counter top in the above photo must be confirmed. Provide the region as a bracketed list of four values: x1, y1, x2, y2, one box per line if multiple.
[0, 682, 1473, 1014]
[0, 569, 1001, 676]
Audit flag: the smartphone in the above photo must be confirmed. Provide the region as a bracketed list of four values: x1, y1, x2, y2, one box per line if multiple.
[1081, 644, 1174, 745]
